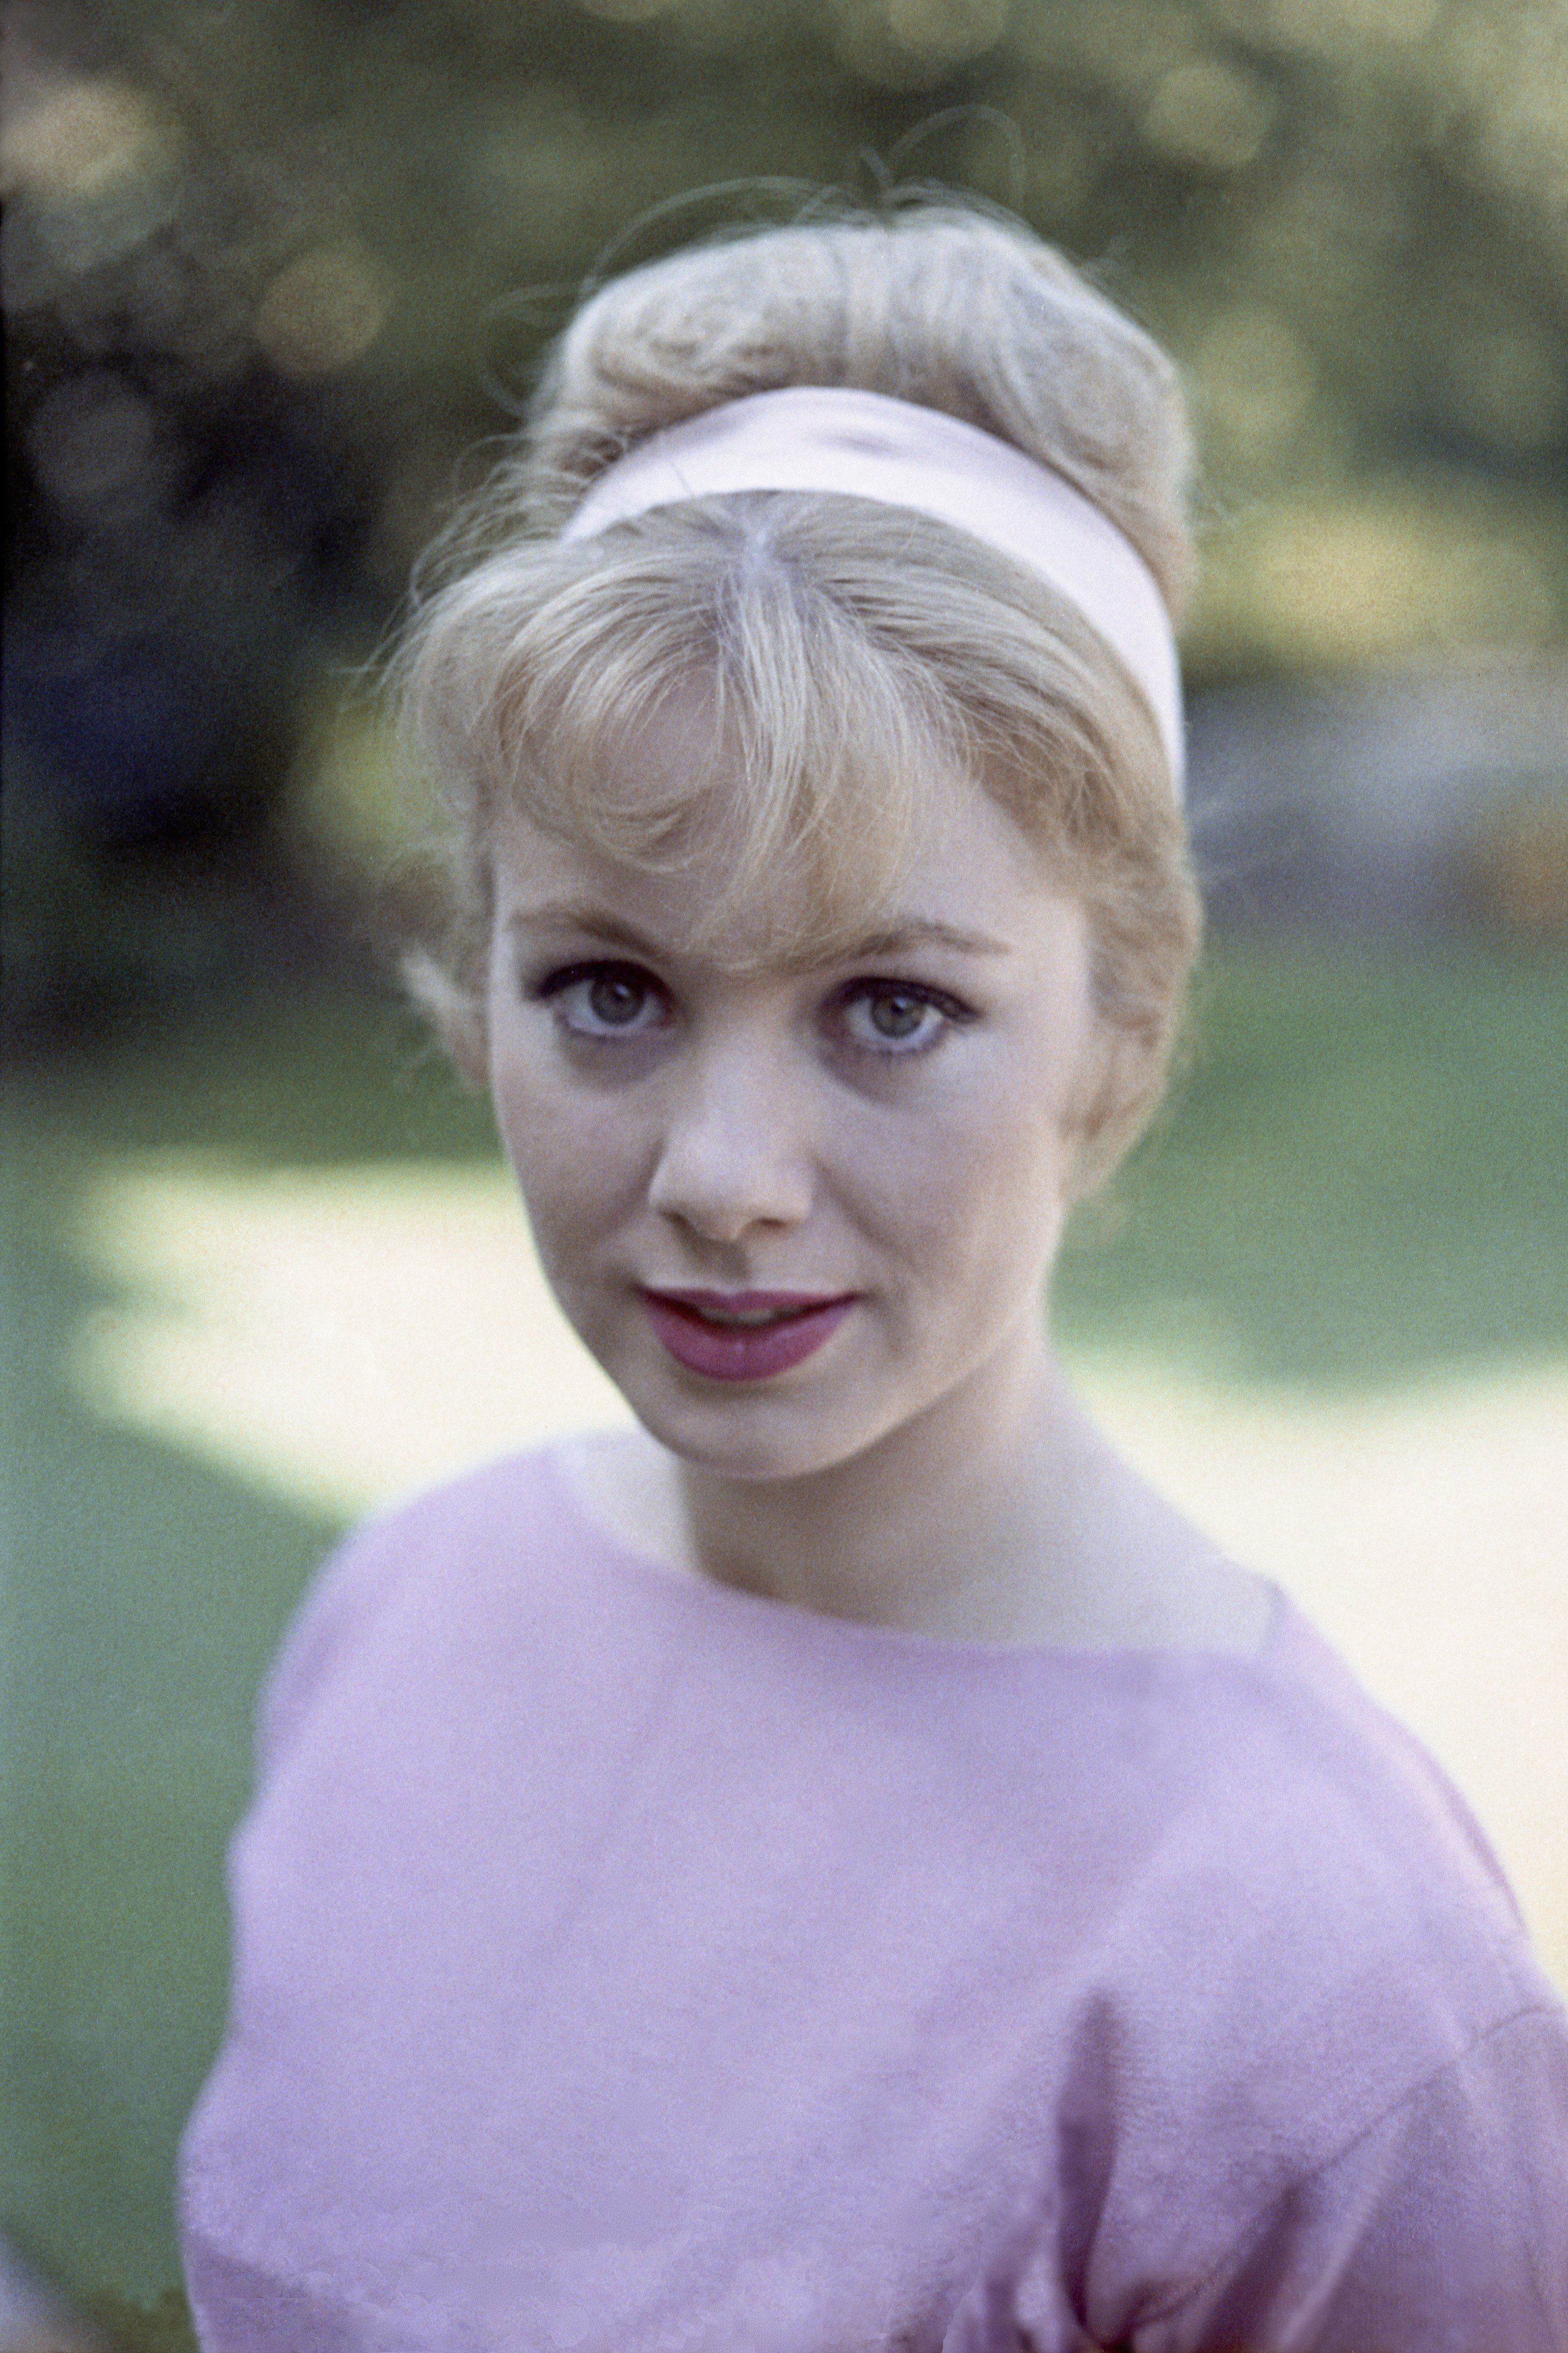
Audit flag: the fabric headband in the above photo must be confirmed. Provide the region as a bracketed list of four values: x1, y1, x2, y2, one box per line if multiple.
[561, 384, 1184, 794]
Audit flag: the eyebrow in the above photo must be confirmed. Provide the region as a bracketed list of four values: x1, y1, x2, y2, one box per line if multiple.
[848, 919, 1012, 960]
[504, 904, 667, 959]
[504, 903, 1013, 962]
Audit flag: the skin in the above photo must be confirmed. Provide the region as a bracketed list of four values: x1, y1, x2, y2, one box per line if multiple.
[485, 727, 1271, 1655]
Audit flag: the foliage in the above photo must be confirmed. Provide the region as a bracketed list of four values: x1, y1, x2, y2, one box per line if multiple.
[7, 0, 1567, 664]
[4, 0, 1566, 984]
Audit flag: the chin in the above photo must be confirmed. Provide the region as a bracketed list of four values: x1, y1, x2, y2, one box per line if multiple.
[639, 1365, 926, 1487]
[626, 1374, 890, 1487]
[636, 1411, 854, 1487]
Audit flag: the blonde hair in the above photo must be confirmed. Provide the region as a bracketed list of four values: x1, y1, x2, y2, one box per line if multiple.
[392, 202, 1200, 1189]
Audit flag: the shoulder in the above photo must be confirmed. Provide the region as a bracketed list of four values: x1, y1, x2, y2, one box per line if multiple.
[993, 1607, 1568, 2339]
[1110, 1592, 1534, 1956]
[1103, 1598, 1554, 2066]
[1233, 1597, 1530, 1970]
[1049, 1602, 1566, 2283]
[254, 1445, 579, 1770]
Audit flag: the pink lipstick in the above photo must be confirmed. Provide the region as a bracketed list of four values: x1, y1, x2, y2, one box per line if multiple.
[642, 1288, 857, 1381]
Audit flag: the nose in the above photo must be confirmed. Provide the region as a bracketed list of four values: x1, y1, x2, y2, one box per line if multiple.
[646, 1034, 813, 1246]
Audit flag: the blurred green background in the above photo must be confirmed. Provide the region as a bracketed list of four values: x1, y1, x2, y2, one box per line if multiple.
[4, 0, 1568, 2333]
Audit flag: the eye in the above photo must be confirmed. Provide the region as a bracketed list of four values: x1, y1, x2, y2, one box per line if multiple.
[536, 961, 670, 1039]
[836, 981, 971, 1056]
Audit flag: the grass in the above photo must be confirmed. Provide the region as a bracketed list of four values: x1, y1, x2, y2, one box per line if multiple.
[86, 2291, 200, 2352]
[1058, 937, 1568, 1384]
[3, 935, 1565, 2312]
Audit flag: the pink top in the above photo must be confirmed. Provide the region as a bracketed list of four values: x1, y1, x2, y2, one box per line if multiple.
[179, 1447, 1568, 2351]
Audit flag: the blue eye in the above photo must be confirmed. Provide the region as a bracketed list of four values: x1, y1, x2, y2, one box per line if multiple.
[838, 982, 969, 1056]
[538, 962, 669, 1038]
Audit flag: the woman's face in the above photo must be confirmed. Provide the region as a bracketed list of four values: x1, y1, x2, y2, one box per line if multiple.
[486, 740, 1103, 1485]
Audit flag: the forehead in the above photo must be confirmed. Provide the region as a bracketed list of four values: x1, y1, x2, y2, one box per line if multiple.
[490, 784, 1087, 986]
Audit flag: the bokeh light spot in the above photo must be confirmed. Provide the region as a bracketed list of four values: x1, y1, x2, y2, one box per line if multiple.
[0, 76, 177, 204]
[1192, 495, 1564, 670]
[832, 0, 1010, 82]
[1144, 58, 1274, 172]
[252, 244, 389, 379]
[884, 0, 1011, 62]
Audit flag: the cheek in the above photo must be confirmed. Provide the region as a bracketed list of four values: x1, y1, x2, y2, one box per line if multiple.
[488, 1040, 644, 1291]
[856, 1077, 1073, 1308]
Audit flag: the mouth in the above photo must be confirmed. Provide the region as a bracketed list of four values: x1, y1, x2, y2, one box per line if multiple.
[641, 1288, 859, 1381]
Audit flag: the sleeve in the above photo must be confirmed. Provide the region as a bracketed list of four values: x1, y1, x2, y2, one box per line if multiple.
[944, 2006, 1568, 2353]
[1141, 2004, 1568, 2353]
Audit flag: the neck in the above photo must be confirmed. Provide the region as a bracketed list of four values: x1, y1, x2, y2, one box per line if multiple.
[563, 1316, 1273, 1654]
[675, 1316, 1095, 1644]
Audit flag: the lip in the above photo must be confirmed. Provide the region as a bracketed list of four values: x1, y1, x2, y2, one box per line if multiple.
[642, 1288, 858, 1382]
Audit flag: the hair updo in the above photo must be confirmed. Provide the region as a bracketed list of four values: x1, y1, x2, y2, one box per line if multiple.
[393, 202, 1200, 1192]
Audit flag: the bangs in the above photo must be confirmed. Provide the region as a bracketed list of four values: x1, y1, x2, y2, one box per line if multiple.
[406, 500, 989, 968]
[396, 492, 1172, 997]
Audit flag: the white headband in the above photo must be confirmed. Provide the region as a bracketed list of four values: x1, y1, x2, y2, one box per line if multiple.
[561, 384, 1184, 794]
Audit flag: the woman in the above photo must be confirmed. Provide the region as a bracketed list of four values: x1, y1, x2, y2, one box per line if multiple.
[179, 206, 1568, 2350]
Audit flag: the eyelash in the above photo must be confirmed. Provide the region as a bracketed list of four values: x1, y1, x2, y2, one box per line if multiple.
[531, 962, 975, 1058]
[533, 961, 672, 1039]
[831, 978, 974, 1057]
